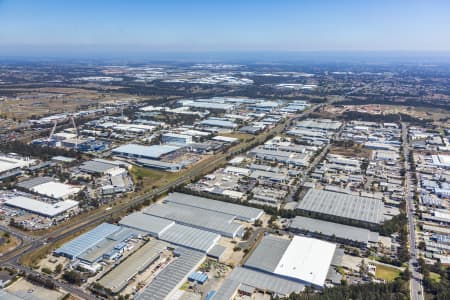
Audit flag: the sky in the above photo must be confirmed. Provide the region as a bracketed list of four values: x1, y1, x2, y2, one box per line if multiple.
[1, 0, 450, 57]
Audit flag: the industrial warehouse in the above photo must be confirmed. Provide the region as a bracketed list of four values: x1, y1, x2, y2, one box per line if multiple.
[296, 189, 385, 227]
[4, 196, 79, 218]
[214, 235, 338, 300]
[163, 192, 264, 222]
[289, 216, 380, 249]
[0, 82, 426, 300]
[112, 144, 181, 160]
[51, 192, 265, 298]
[17, 176, 82, 199]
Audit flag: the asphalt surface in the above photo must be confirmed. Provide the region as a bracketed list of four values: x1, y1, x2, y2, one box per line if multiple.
[0, 105, 323, 298]
[402, 122, 424, 300]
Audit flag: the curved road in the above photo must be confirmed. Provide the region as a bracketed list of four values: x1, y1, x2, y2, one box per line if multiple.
[0, 105, 321, 298]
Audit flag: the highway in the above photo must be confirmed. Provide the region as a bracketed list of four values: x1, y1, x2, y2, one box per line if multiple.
[0, 104, 322, 297]
[402, 122, 424, 300]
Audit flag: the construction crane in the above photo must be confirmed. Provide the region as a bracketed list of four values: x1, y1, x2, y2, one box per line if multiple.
[47, 120, 58, 144]
[69, 115, 79, 150]
[46, 115, 79, 149]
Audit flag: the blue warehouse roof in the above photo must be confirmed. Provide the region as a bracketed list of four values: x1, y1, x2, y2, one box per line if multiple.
[54, 223, 121, 259]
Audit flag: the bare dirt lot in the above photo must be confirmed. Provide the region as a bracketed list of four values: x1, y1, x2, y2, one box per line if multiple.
[6, 278, 66, 300]
[0, 87, 135, 121]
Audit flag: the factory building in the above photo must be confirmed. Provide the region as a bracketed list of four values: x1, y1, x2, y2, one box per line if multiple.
[54, 223, 122, 259]
[80, 159, 129, 175]
[143, 202, 244, 238]
[4, 196, 79, 218]
[163, 192, 264, 222]
[215, 234, 337, 299]
[297, 189, 385, 227]
[289, 216, 379, 249]
[244, 235, 336, 288]
[119, 212, 220, 253]
[161, 133, 193, 145]
[136, 158, 183, 172]
[137, 247, 206, 300]
[17, 177, 82, 199]
[98, 240, 169, 294]
[112, 144, 180, 160]
[199, 118, 238, 129]
[0, 155, 35, 175]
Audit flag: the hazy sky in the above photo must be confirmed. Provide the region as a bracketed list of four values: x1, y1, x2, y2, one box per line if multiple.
[1, 0, 450, 55]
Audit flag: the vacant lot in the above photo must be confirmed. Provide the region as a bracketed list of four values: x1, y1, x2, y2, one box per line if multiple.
[375, 264, 401, 282]
[329, 144, 373, 160]
[6, 278, 65, 300]
[0, 231, 20, 253]
[130, 166, 182, 191]
[0, 87, 135, 121]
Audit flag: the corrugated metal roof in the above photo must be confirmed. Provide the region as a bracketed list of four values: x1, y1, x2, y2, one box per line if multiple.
[54, 223, 121, 258]
[244, 235, 291, 273]
[164, 192, 263, 222]
[143, 202, 243, 238]
[119, 212, 175, 237]
[208, 244, 227, 259]
[80, 160, 117, 173]
[289, 216, 379, 245]
[112, 144, 180, 159]
[214, 267, 304, 300]
[136, 158, 182, 169]
[99, 239, 169, 293]
[200, 119, 237, 128]
[5, 196, 78, 218]
[77, 227, 141, 264]
[17, 176, 53, 189]
[297, 189, 384, 225]
[159, 223, 220, 253]
[137, 247, 205, 300]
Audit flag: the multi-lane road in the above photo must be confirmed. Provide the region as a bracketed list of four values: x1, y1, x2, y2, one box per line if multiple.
[0, 104, 321, 297]
[402, 123, 424, 300]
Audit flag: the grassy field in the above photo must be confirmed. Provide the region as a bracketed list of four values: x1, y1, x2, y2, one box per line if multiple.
[375, 264, 401, 282]
[130, 165, 184, 189]
[219, 132, 254, 142]
[131, 166, 172, 181]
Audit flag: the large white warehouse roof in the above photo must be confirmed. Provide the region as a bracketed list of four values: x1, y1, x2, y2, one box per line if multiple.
[245, 235, 336, 287]
[31, 181, 82, 199]
[5, 196, 78, 218]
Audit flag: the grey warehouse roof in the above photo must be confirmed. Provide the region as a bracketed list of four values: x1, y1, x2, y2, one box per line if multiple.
[98, 239, 169, 293]
[112, 144, 180, 159]
[17, 176, 53, 189]
[208, 244, 227, 259]
[137, 247, 205, 300]
[119, 212, 175, 237]
[143, 202, 243, 238]
[297, 189, 384, 225]
[80, 160, 118, 174]
[200, 119, 237, 128]
[244, 235, 291, 273]
[289, 216, 379, 245]
[214, 267, 305, 300]
[164, 192, 264, 222]
[296, 119, 342, 131]
[136, 158, 182, 170]
[159, 223, 220, 253]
